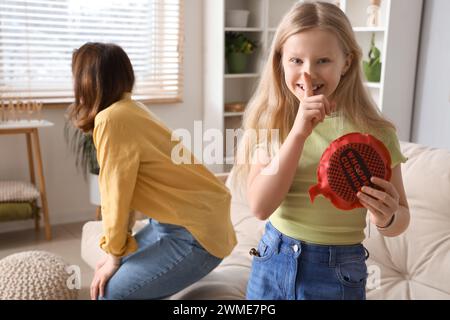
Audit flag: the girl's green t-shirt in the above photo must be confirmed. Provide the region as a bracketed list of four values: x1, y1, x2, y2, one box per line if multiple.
[269, 115, 407, 245]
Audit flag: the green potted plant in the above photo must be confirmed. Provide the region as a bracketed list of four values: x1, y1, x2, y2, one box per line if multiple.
[363, 33, 382, 82]
[64, 122, 101, 206]
[225, 32, 258, 73]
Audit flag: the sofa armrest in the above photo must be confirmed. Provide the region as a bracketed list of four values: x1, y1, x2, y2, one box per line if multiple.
[81, 220, 148, 269]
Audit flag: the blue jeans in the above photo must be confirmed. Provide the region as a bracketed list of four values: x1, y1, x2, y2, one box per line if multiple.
[100, 219, 222, 300]
[246, 222, 369, 300]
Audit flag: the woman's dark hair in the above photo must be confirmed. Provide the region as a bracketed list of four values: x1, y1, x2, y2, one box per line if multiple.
[68, 42, 135, 132]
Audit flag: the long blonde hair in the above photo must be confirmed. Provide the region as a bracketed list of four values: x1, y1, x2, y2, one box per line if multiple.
[232, 1, 395, 188]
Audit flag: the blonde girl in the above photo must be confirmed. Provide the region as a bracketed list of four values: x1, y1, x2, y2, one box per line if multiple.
[233, 2, 409, 300]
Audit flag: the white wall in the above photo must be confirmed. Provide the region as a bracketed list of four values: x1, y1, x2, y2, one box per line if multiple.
[411, 0, 450, 150]
[0, 0, 203, 233]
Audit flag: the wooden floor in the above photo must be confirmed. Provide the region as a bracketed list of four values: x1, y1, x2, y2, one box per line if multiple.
[0, 221, 94, 300]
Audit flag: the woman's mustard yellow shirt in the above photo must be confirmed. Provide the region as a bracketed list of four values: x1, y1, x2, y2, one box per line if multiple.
[93, 93, 237, 258]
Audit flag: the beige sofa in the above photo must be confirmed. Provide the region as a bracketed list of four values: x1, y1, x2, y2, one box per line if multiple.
[81, 141, 450, 299]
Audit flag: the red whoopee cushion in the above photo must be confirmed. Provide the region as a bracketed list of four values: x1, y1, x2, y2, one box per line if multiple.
[309, 132, 392, 210]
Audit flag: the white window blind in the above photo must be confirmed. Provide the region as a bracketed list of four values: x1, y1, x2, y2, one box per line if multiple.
[0, 0, 184, 104]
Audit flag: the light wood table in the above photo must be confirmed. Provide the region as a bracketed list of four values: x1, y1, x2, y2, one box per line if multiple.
[0, 120, 54, 240]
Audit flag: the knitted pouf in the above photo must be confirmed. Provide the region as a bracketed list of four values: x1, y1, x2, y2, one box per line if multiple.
[0, 250, 78, 300]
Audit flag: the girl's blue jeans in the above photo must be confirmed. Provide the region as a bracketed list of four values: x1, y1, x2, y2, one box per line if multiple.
[100, 218, 222, 300]
[246, 222, 369, 300]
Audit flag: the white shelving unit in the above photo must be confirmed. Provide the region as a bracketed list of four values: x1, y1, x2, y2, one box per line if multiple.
[204, 0, 298, 174]
[204, 0, 422, 172]
[342, 0, 422, 141]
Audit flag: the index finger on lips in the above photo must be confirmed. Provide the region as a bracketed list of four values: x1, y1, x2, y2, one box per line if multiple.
[303, 72, 314, 97]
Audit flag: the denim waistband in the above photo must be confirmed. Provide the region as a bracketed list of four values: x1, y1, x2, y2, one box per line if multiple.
[263, 222, 368, 265]
[149, 218, 194, 241]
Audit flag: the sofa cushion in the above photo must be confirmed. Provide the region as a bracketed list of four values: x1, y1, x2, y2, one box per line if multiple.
[364, 142, 450, 299]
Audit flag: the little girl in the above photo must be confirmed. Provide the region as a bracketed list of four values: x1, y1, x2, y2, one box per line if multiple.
[68, 42, 236, 300]
[233, 2, 410, 300]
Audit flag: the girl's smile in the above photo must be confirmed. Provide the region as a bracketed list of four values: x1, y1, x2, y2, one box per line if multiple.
[297, 83, 325, 95]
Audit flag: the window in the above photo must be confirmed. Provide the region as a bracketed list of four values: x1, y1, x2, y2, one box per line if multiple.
[0, 0, 184, 104]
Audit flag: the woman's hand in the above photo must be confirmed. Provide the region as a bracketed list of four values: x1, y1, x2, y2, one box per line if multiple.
[90, 254, 121, 300]
[357, 176, 400, 228]
[292, 72, 335, 139]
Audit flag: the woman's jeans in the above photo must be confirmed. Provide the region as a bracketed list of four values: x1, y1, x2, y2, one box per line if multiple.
[246, 222, 369, 300]
[100, 218, 222, 300]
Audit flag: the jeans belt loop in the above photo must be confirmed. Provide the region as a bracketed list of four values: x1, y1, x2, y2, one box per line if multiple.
[328, 247, 337, 267]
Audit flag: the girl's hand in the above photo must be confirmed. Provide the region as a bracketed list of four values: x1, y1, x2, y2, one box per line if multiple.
[293, 72, 336, 139]
[90, 254, 121, 300]
[357, 176, 400, 228]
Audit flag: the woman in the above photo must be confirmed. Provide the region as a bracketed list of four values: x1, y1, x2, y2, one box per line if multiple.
[68, 42, 237, 300]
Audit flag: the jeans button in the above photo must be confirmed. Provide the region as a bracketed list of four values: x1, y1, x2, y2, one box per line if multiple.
[292, 244, 299, 252]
